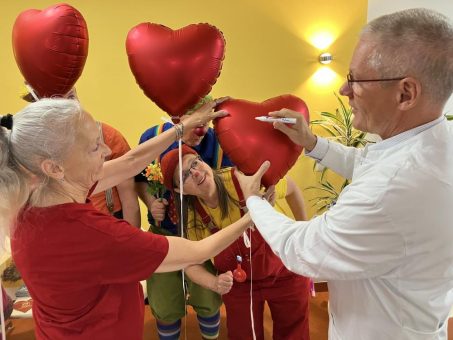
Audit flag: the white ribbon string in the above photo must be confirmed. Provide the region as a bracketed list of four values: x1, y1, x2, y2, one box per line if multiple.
[164, 117, 187, 339]
[0, 279, 6, 340]
[242, 231, 251, 248]
[246, 229, 256, 340]
[178, 134, 187, 340]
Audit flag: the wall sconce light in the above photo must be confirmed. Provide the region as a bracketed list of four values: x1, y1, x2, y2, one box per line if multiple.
[319, 52, 333, 64]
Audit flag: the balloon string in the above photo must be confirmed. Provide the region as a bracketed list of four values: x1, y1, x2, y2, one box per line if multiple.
[178, 138, 188, 340]
[247, 229, 256, 340]
[165, 118, 187, 339]
[243, 231, 251, 248]
[0, 279, 6, 340]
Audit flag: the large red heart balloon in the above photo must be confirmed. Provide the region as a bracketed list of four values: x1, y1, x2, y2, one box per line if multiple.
[12, 3, 89, 98]
[214, 95, 309, 187]
[126, 23, 225, 118]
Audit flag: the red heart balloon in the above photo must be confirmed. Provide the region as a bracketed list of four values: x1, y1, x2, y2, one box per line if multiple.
[126, 23, 225, 118]
[214, 95, 309, 187]
[12, 4, 89, 98]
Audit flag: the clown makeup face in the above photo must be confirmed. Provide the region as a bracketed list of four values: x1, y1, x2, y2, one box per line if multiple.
[173, 154, 215, 197]
[179, 115, 208, 146]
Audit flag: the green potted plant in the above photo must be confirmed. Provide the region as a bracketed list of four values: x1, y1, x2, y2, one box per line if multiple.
[306, 93, 369, 214]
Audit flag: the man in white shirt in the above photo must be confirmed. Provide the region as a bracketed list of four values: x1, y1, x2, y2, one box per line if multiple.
[235, 8, 453, 340]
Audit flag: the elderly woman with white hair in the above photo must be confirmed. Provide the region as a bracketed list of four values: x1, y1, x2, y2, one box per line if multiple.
[0, 98, 254, 340]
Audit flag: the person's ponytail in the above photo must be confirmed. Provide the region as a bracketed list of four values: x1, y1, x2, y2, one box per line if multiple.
[0, 121, 30, 241]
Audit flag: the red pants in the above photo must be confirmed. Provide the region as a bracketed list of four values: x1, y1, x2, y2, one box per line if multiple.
[222, 274, 310, 340]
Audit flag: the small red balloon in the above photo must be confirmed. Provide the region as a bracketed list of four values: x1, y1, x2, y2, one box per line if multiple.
[233, 263, 247, 283]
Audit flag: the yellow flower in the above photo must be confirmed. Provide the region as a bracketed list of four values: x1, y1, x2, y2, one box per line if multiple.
[143, 162, 165, 197]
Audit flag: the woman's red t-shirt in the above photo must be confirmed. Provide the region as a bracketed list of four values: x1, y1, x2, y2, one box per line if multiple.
[11, 201, 169, 340]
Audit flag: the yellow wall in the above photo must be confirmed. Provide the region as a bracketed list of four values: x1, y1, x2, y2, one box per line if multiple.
[0, 0, 368, 221]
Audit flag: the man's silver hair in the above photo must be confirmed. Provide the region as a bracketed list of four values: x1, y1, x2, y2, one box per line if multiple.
[0, 99, 83, 235]
[362, 8, 453, 104]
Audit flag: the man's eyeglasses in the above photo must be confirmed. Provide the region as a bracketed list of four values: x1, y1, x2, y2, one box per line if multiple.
[181, 156, 202, 184]
[347, 73, 406, 88]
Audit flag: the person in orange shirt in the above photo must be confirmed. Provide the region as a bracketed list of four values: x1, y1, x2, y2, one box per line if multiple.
[90, 122, 141, 227]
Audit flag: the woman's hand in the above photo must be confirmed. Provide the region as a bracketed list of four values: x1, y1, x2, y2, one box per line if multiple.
[234, 161, 271, 200]
[263, 185, 276, 206]
[150, 198, 168, 222]
[182, 97, 229, 129]
[241, 212, 255, 231]
[213, 271, 233, 295]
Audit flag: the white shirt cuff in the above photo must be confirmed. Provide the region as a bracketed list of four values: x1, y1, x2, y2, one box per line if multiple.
[305, 137, 329, 161]
[246, 195, 263, 207]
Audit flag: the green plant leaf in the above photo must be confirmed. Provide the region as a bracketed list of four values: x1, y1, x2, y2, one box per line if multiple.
[320, 167, 328, 181]
[313, 125, 338, 137]
[308, 92, 367, 211]
[319, 111, 345, 126]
